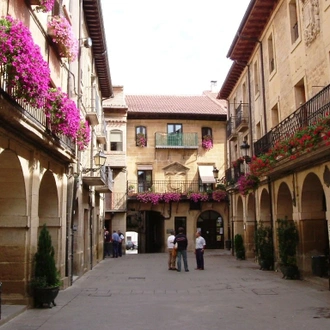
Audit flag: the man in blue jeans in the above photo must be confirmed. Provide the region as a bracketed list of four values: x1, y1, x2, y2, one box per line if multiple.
[112, 230, 120, 258]
[173, 227, 189, 272]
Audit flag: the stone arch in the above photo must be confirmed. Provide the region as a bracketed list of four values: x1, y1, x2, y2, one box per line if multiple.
[235, 195, 244, 236]
[276, 182, 293, 221]
[245, 193, 256, 257]
[0, 149, 28, 302]
[197, 210, 224, 249]
[38, 170, 60, 261]
[259, 188, 271, 226]
[300, 172, 328, 275]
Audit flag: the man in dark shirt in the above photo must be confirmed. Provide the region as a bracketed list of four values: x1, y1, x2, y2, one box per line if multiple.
[173, 227, 189, 272]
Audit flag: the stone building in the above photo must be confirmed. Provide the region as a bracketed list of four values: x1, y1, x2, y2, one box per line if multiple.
[0, 0, 112, 305]
[219, 0, 330, 283]
[121, 92, 229, 253]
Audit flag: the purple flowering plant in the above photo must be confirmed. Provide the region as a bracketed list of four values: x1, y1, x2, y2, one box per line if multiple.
[75, 120, 91, 151]
[189, 192, 209, 202]
[136, 192, 162, 205]
[45, 88, 80, 138]
[162, 192, 181, 203]
[212, 189, 227, 202]
[202, 135, 213, 151]
[0, 16, 50, 108]
[34, 0, 55, 12]
[237, 174, 259, 196]
[136, 133, 147, 147]
[48, 16, 78, 62]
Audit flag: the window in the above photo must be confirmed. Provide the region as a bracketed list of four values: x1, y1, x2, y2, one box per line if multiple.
[289, 0, 299, 43]
[167, 124, 182, 146]
[138, 170, 152, 193]
[136, 126, 147, 147]
[254, 61, 260, 95]
[202, 127, 212, 139]
[271, 103, 279, 128]
[201, 127, 213, 150]
[110, 129, 123, 151]
[268, 33, 275, 73]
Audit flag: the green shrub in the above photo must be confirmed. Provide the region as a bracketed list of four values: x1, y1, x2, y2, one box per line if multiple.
[234, 234, 245, 260]
[32, 224, 61, 288]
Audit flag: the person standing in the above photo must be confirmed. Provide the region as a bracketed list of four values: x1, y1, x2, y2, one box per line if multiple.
[104, 229, 111, 258]
[173, 227, 189, 272]
[118, 230, 125, 257]
[167, 230, 176, 270]
[195, 231, 206, 270]
[112, 230, 120, 258]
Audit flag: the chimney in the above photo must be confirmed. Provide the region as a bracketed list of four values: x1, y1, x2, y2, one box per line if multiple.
[210, 80, 217, 93]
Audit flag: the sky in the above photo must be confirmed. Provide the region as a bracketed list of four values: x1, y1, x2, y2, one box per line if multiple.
[101, 0, 251, 95]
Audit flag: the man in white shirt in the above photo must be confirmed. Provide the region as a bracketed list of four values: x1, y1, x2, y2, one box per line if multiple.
[167, 230, 176, 270]
[195, 231, 206, 270]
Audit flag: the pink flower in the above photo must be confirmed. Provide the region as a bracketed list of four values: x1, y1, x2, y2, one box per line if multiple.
[48, 16, 78, 62]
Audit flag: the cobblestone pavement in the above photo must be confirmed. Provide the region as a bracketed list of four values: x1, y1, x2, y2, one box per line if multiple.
[1, 250, 330, 330]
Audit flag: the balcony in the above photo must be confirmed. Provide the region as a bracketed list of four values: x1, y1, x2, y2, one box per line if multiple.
[128, 180, 206, 195]
[227, 118, 237, 141]
[155, 132, 198, 149]
[253, 83, 330, 178]
[235, 103, 249, 133]
[96, 119, 107, 144]
[0, 65, 75, 160]
[105, 192, 127, 212]
[82, 166, 112, 191]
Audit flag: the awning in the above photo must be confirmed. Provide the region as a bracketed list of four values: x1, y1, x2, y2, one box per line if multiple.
[137, 165, 153, 170]
[198, 166, 216, 184]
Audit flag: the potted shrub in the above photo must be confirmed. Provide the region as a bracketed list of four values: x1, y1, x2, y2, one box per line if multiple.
[31, 224, 61, 308]
[234, 234, 245, 260]
[255, 222, 274, 270]
[277, 219, 300, 279]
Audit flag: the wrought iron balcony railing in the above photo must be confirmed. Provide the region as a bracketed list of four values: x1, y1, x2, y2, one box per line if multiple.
[155, 132, 198, 149]
[235, 103, 249, 131]
[254, 83, 330, 156]
[127, 180, 207, 194]
[0, 64, 75, 154]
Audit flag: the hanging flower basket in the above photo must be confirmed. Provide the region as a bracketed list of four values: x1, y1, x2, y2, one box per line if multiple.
[136, 133, 147, 147]
[30, 0, 55, 12]
[48, 16, 78, 62]
[202, 135, 213, 151]
[237, 174, 259, 196]
[0, 16, 51, 108]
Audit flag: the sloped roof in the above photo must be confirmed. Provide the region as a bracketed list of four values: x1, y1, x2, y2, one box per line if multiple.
[83, 0, 113, 98]
[126, 95, 227, 120]
[218, 0, 279, 99]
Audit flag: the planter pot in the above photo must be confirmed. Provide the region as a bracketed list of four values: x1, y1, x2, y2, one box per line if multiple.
[259, 259, 273, 270]
[236, 250, 245, 260]
[34, 286, 60, 308]
[280, 265, 299, 280]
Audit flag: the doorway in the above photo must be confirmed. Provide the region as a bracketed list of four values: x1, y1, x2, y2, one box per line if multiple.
[197, 210, 224, 249]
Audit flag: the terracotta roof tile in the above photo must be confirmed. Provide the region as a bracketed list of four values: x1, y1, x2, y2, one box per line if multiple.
[126, 95, 227, 116]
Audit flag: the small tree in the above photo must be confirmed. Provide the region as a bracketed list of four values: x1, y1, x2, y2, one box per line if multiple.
[277, 219, 299, 279]
[255, 222, 274, 270]
[234, 234, 245, 260]
[33, 224, 61, 288]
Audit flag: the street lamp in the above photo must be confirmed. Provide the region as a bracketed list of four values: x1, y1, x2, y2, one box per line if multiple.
[240, 139, 250, 174]
[82, 151, 107, 174]
[213, 167, 219, 180]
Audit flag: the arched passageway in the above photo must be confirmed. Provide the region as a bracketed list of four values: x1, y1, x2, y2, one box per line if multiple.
[197, 210, 224, 249]
[0, 150, 27, 301]
[300, 173, 328, 275]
